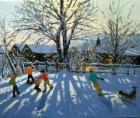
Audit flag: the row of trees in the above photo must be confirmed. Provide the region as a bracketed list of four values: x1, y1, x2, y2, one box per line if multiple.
[0, 0, 139, 74]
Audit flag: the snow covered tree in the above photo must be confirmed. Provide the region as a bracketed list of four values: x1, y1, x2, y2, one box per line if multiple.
[0, 18, 16, 74]
[15, 0, 96, 62]
[100, 0, 138, 64]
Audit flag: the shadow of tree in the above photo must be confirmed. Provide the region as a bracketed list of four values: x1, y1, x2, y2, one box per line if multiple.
[36, 72, 107, 118]
[1, 72, 139, 118]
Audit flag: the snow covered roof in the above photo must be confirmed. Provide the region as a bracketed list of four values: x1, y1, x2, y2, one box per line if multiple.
[124, 48, 140, 56]
[15, 44, 26, 51]
[95, 36, 140, 56]
[28, 44, 57, 54]
[96, 45, 140, 56]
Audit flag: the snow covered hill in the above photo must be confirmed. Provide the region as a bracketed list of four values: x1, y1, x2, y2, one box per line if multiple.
[0, 72, 140, 118]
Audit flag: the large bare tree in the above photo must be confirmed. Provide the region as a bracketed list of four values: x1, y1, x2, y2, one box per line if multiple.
[99, 0, 138, 64]
[15, 0, 96, 62]
[0, 18, 16, 74]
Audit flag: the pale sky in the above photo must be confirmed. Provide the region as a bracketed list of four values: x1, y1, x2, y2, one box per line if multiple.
[95, 0, 140, 23]
[0, 0, 20, 1]
[0, 0, 140, 46]
[0, 0, 140, 23]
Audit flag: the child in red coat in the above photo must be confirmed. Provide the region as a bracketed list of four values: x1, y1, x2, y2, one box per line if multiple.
[34, 70, 53, 92]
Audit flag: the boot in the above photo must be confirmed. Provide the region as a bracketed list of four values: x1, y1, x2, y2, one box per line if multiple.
[13, 86, 16, 97]
[34, 85, 41, 92]
[15, 85, 20, 95]
[26, 80, 30, 84]
[13, 95, 16, 98]
[50, 85, 53, 89]
[37, 88, 41, 92]
[43, 89, 47, 93]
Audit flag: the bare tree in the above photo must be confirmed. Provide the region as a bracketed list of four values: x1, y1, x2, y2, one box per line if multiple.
[0, 18, 16, 74]
[100, 0, 138, 64]
[15, 0, 96, 62]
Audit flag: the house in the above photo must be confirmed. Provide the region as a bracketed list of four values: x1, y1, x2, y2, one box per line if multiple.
[10, 44, 26, 56]
[124, 47, 140, 65]
[95, 36, 140, 65]
[22, 44, 58, 62]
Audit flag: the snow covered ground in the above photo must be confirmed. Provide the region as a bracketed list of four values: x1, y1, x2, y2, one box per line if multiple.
[0, 71, 140, 118]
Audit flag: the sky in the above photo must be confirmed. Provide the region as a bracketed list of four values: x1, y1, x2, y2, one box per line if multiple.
[0, 0, 140, 47]
[95, 0, 140, 23]
[0, 0, 140, 22]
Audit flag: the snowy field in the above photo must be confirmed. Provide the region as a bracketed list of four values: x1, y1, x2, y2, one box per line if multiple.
[0, 71, 140, 118]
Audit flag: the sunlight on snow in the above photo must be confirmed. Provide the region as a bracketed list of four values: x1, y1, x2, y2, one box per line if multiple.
[35, 92, 43, 103]
[55, 73, 59, 79]
[61, 81, 65, 90]
[17, 98, 29, 110]
[76, 82, 81, 88]
[79, 76, 87, 82]
[69, 81, 77, 104]
[20, 85, 34, 97]
[73, 75, 78, 81]
[57, 110, 63, 115]
[103, 91, 123, 107]
[48, 73, 56, 79]
[0, 72, 140, 117]
[30, 90, 37, 96]
[118, 78, 132, 84]
[0, 86, 12, 94]
[118, 78, 122, 84]
[0, 94, 12, 106]
[63, 73, 66, 78]
[17, 80, 26, 86]
[73, 75, 81, 88]
[57, 91, 61, 103]
[124, 78, 131, 84]
[3, 100, 19, 113]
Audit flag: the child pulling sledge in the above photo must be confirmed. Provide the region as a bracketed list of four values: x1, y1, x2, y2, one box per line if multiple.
[34, 69, 53, 92]
[8, 64, 20, 98]
[88, 67, 104, 96]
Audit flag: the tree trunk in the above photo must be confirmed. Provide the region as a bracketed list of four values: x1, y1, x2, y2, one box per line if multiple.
[56, 43, 63, 62]
[112, 54, 118, 74]
[5, 50, 16, 75]
[55, 33, 63, 62]
[2, 62, 4, 78]
[63, 40, 70, 60]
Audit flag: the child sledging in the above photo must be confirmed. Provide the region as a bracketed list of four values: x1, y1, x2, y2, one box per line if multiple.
[118, 86, 137, 101]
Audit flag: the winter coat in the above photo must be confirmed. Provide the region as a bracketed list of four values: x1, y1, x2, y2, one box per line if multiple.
[9, 74, 18, 86]
[38, 73, 49, 81]
[26, 67, 34, 75]
[89, 73, 102, 84]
